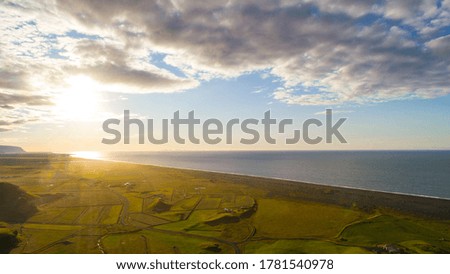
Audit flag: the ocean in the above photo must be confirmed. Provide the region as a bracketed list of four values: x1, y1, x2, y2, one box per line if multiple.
[91, 150, 450, 199]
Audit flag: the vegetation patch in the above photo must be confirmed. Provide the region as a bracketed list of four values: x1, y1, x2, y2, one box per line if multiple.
[102, 230, 234, 254]
[171, 196, 201, 211]
[0, 226, 20, 253]
[0, 182, 37, 223]
[253, 199, 363, 238]
[243, 239, 370, 254]
[129, 213, 170, 226]
[339, 215, 450, 253]
[2, 155, 450, 254]
[100, 205, 123, 225]
[197, 197, 222, 210]
[144, 198, 171, 213]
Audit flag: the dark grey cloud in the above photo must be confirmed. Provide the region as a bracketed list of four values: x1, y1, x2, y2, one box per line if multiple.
[427, 34, 450, 57]
[55, 0, 450, 105]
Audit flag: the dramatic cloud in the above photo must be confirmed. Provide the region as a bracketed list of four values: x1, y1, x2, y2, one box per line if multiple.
[64, 40, 198, 93]
[1, 0, 450, 131]
[54, 0, 450, 104]
[0, 1, 199, 130]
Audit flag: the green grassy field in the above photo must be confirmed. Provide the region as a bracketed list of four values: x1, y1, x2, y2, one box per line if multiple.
[253, 198, 364, 238]
[0, 154, 449, 254]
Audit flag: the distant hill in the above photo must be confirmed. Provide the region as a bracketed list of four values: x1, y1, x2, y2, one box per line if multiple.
[0, 182, 37, 223]
[0, 146, 25, 154]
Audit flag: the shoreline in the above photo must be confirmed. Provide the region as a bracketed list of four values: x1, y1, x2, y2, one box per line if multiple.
[71, 154, 450, 202]
[2, 153, 450, 254]
[70, 155, 450, 219]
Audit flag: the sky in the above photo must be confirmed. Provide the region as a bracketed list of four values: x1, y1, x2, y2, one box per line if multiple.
[0, 0, 449, 152]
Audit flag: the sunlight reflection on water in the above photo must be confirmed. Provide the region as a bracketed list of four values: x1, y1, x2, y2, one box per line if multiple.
[71, 151, 103, 160]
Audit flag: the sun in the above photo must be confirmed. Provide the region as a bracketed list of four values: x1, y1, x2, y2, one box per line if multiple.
[55, 75, 102, 121]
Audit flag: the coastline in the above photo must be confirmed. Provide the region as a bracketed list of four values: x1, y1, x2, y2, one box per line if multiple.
[70, 155, 450, 219]
[67, 150, 450, 201]
[2, 153, 450, 254]
[73, 154, 450, 200]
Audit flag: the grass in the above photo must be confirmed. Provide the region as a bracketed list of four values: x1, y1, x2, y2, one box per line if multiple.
[50, 191, 122, 207]
[77, 206, 104, 225]
[154, 209, 254, 241]
[16, 228, 78, 253]
[128, 213, 170, 226]
[234, 195, 255, 208]
[143, 198, 171, 213]
[102, 230, 235, 254]
[0, 226, 19, 253]
[154, 211, 189, 222]
[339, 215, 450, 253]
[243, 239, 370, 254]
[1, 154, 449, 254]
[197, 197, 222, 210]
[53, 207, 86, 224]
[122, 193, 143, 213]
[22, 223, 83, 230]
[155, 209, 219, 232]
[171, 196, 201, 211]
[101, 233, 148, 254]
[38, 236, 102, 254]
[100, 205, 122, 225]
[253, 198, 364, 238]
[27, 208, 66, 224]
[0, 228, 11, 234]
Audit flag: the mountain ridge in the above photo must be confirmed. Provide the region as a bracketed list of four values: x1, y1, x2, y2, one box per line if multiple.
[0, 146, 26, 154]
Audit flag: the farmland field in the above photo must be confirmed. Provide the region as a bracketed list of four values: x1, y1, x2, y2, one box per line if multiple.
[0, 154, 449, 254]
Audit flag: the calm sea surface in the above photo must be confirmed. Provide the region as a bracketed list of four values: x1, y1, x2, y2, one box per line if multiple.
[93, 151, 450, 199]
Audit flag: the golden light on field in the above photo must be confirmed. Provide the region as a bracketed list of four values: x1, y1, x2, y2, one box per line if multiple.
[54, 75, 101, 121]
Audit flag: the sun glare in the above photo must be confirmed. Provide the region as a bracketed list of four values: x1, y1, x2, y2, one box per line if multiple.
[71, 151, 102, 159]
[55, 75, 101, 121]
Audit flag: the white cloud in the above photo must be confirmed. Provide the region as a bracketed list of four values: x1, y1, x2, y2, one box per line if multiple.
[0, 0, 200, 130]
[1, 0, 450, 130]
